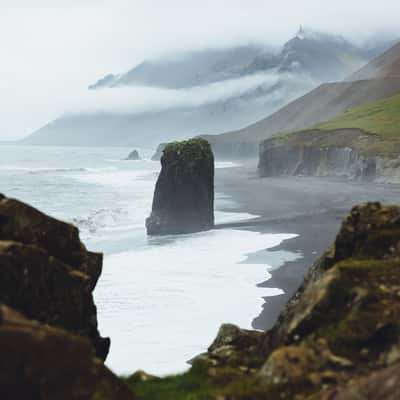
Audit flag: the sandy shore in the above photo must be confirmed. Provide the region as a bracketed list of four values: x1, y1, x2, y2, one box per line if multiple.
[215, 162, 400, 330]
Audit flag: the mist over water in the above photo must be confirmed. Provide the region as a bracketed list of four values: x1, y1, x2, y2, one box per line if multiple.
[0, 145, 298, 375]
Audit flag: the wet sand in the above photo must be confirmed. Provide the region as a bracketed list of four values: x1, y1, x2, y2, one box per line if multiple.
[215, 163, 400, 330]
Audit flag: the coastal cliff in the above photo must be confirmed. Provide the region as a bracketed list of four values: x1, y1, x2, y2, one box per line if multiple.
[130, 202, 400, 399]
[258, 129, 384, 181]
[259, 93, 400, 182]
[146, 138, 215, 235]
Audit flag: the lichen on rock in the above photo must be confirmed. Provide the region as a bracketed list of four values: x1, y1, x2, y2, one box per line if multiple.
[146, 138, 214, 235]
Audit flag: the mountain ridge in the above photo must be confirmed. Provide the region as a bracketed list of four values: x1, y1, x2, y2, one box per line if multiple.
[22, 29, 383, 148]
[205, 39, 400, 159]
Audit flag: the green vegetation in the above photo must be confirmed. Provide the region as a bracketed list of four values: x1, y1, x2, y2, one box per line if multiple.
[124, 364, 215, 400]
[317, 93, 400, 140]
[122, 363, 294, 400]
[269, 94, 400, 158]
[163, 138, 213, 162]
[122, 362, 264, 400]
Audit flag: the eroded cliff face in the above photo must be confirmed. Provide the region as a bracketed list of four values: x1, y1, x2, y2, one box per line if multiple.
[146, 138, 215, 235]
[258, 129, 400, 182]
[132, 203, 400, 399]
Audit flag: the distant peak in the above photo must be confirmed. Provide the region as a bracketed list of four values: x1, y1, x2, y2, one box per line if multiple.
[296, 25, 305, 40]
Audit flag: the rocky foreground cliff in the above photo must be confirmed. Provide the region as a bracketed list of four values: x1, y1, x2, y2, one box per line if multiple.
[3, 194, 400, 399]
[0, 194, 135, 399]
[128, 202, 400, 399]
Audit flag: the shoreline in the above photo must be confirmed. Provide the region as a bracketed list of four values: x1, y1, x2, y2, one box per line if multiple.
[215, 163, 400, 330]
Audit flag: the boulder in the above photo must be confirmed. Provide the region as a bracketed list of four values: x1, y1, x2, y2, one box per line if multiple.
[0, 195, 109, 360]
[125, 150, 140, 160]
[146, 138, 214, 235]
[192, 324, 265, 370]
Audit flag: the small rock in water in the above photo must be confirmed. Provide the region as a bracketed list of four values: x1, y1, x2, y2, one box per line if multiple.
[125, 150, 140, 160]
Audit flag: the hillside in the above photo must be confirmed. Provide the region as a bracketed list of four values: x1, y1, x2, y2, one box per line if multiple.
[317, 93, 400, 142]
[22, 29, 379, 148]
[206, 40, 400, 159]
[350, 41, 400, 80]
[258, 94, 400, 181]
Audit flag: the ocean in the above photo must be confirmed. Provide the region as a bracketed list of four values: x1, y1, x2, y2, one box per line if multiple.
[0, 145, 297, 375]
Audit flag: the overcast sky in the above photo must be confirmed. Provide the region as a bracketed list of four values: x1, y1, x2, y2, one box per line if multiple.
[1, 0, 399, 139]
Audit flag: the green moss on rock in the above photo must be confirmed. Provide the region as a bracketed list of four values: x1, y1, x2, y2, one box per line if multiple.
[163, 138, 213, 162]
[132, 203, 400, 399]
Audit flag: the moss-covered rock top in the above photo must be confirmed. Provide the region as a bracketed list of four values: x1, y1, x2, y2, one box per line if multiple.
[163, 138, 213, 162]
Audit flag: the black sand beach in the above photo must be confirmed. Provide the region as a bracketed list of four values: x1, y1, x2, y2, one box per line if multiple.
[215, 163, 400, 330]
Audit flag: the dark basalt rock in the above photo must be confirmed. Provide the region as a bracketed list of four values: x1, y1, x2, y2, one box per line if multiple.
[0, 195, 109, 360]
[0, 304, 135, 400]
[0, 304, 98, 400]
[125, 150, 140, 160]
[146, 138, 214, 235]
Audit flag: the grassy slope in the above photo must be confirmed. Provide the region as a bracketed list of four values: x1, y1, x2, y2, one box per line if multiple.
[270, 93, 400, 158]
[122, 363, 261, 400]
[317, 93, 400, 140]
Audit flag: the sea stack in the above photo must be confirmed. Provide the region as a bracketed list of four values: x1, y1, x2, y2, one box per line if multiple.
[146, 138, 214, 235]
[125, 149, 140, 160]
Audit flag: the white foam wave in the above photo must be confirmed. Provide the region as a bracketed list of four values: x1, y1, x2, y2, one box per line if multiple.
[95, 229, 297, 376]
[215, 161, 240, 169]
[0, 165, 120, 174]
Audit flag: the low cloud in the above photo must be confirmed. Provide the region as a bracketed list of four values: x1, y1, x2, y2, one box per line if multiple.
[64, 72, 284, 116]
[0, 1, 399, 138]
